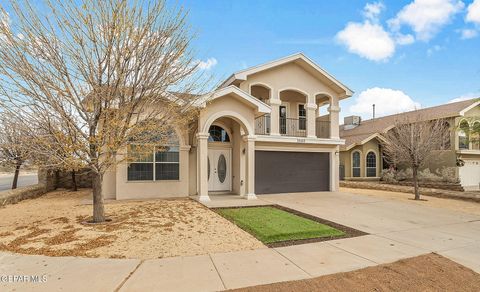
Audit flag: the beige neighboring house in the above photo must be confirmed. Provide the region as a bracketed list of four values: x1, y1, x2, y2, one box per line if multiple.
[339, 98, 480, 190]
[102, 53, 353, 201]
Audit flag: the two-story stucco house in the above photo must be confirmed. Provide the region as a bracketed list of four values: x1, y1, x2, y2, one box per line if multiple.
[339, 98, 480, 190]
[102, 53, 353, 201]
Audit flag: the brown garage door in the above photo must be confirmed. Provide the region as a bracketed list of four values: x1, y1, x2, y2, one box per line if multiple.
[255, 151, 330, 194]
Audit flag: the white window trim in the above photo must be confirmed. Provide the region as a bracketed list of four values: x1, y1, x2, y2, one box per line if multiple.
[365, 151, 377, 178]
[128, 145, 180, 182]
[352, 150, 361, 177]
[297, 103, 306, 131]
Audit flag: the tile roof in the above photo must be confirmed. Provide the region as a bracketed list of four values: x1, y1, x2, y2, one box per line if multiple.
[340, 98, 479, 151]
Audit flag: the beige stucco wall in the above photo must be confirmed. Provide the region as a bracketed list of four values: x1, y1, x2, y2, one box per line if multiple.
[340, 138, 381, 179]
[238, 61, 341, 139]
[239, 62, 339, 103]
[103, 58, 349, 199]
[114, 146, 191, 200]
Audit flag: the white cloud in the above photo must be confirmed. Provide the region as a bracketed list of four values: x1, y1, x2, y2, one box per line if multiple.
[336, 21, 395, 61]
[349, 87, 421, 119]
[466, 0, 480, 24]
[363, 2, 385, 22]
[197, 58, 218, 70]
[395, 33, 415, 45]
[448, 93, 479, 103]
[460, 28, 478, 39]
[427, 44, 443, 56]
[388, 0, 464, 41]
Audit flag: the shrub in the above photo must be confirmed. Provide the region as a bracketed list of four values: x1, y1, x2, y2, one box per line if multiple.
[381, 169, 397, 183]
[418, 169, 442, 182]
[437, 167, 459, 183]
[395, 168, 413, 181]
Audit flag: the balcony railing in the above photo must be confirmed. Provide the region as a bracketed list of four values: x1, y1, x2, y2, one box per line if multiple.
[280, 118, 307, 137]
[254, 115, 331, 139]
[254, 114, 270, 135]
[316, 120, 330, 138]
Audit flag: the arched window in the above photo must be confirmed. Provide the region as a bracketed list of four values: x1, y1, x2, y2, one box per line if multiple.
[352, 151, 361, 177]
[459, 120, 470, 150]
[472, 121, 480, 150]
[366, 152, 377, 177]
[208, 125, 230, 142]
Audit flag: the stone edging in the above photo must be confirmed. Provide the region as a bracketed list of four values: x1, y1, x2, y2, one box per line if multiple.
[340, 181, 480, 202]
[0, 184, 48, 206]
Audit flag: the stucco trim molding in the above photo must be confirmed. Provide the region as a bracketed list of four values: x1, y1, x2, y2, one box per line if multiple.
[219, 53, 354, 97]
[198, 85, 271, 114]
[459, 101, 480, 116]
[255, 135, 345, 145]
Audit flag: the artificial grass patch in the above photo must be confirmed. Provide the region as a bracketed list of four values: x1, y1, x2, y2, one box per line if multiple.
[217, 206, 345, 244]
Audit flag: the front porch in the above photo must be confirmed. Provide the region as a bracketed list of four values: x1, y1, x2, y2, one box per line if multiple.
[192, 193, 272, 208]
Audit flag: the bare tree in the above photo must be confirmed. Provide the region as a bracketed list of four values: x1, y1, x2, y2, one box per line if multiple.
[0, 0, 205, 222]
[0, 115, 30, 189]
[380, 116, 451, 200]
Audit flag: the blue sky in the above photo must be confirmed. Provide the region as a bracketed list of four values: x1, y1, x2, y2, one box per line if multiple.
[179, 0, 480, 120]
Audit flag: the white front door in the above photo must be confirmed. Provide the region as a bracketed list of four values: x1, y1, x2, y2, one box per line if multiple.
[208, 149, 231, 192]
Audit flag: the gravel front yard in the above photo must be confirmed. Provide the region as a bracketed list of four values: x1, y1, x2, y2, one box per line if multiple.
[0, 189, 264, 259]
[232, 253, 480, 291]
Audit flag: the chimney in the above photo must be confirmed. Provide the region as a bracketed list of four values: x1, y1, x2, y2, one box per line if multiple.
[344, 115, 361, 130]
[373, 104, 376, 120]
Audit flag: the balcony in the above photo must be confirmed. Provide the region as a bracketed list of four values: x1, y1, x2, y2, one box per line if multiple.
[254, 115, 331, 138]
[316, 120, 330, 138]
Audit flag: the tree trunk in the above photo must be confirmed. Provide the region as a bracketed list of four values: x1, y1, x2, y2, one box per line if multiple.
[54, 170, 60, 189]
[92, 171, 105, 223]
[11, 161, 22, 189]
[413, 166, 420, 200]
[71, 170, 77, 192]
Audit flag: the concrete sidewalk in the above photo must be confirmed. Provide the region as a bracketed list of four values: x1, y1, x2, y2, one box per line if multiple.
[2, 191, 480, 291]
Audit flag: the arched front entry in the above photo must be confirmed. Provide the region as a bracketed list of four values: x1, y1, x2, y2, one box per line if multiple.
[207, 124, 232, 192]
[197, 111, 257, 202]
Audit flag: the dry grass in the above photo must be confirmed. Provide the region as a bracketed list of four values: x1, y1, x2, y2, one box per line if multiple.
[0, 189, 264, 259]
[232, 253, 480, 292]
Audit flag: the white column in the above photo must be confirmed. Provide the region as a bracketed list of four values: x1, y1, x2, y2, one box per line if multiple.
[328, 105, 341, 139]
[306, 103, 318, 138]
[330, 149, 340, 191]
[269, 98, 281, 136]
[243, 135, 257, 199]
[196, 132, 210, 202]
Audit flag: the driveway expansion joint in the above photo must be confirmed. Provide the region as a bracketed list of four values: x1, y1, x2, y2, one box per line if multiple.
[208, 253, 227, 290]
[115, 259, 144, 292]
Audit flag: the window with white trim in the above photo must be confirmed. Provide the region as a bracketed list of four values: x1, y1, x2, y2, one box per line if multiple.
[459, 120, 470, 150]
[352, 151, 361, 177]
[127, 133, 180, 181]
[298, 104, 306, 130]
[366, 151, 376, 177]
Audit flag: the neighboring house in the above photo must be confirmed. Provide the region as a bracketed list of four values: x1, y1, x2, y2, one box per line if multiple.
[102, 53, 353, 201]
[339, 98, 480, 190]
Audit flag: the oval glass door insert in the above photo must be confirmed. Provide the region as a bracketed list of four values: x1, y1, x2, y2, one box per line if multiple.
[217, 154, 227, 183]
[207, 157, 211, 180]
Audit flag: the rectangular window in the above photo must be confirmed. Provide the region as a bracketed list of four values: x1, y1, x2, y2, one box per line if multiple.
[127, 145, 179, 181]
[298, 104, 306, 130]
[155, 146, 179, 180]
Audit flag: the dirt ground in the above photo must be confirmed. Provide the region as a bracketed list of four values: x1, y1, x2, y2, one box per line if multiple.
[232, 253, 480, 292]
[0, 189, 264, 259]
[341, 187, 480, 216]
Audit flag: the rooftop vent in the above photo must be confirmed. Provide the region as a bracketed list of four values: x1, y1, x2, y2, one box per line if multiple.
[344, 115, 361, 130]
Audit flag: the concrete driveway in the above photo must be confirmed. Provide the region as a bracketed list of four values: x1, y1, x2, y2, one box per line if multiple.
[1, 190, 480, 291]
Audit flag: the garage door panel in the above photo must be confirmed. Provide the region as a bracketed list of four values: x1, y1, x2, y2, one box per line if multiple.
[255, 151, 330, 194]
